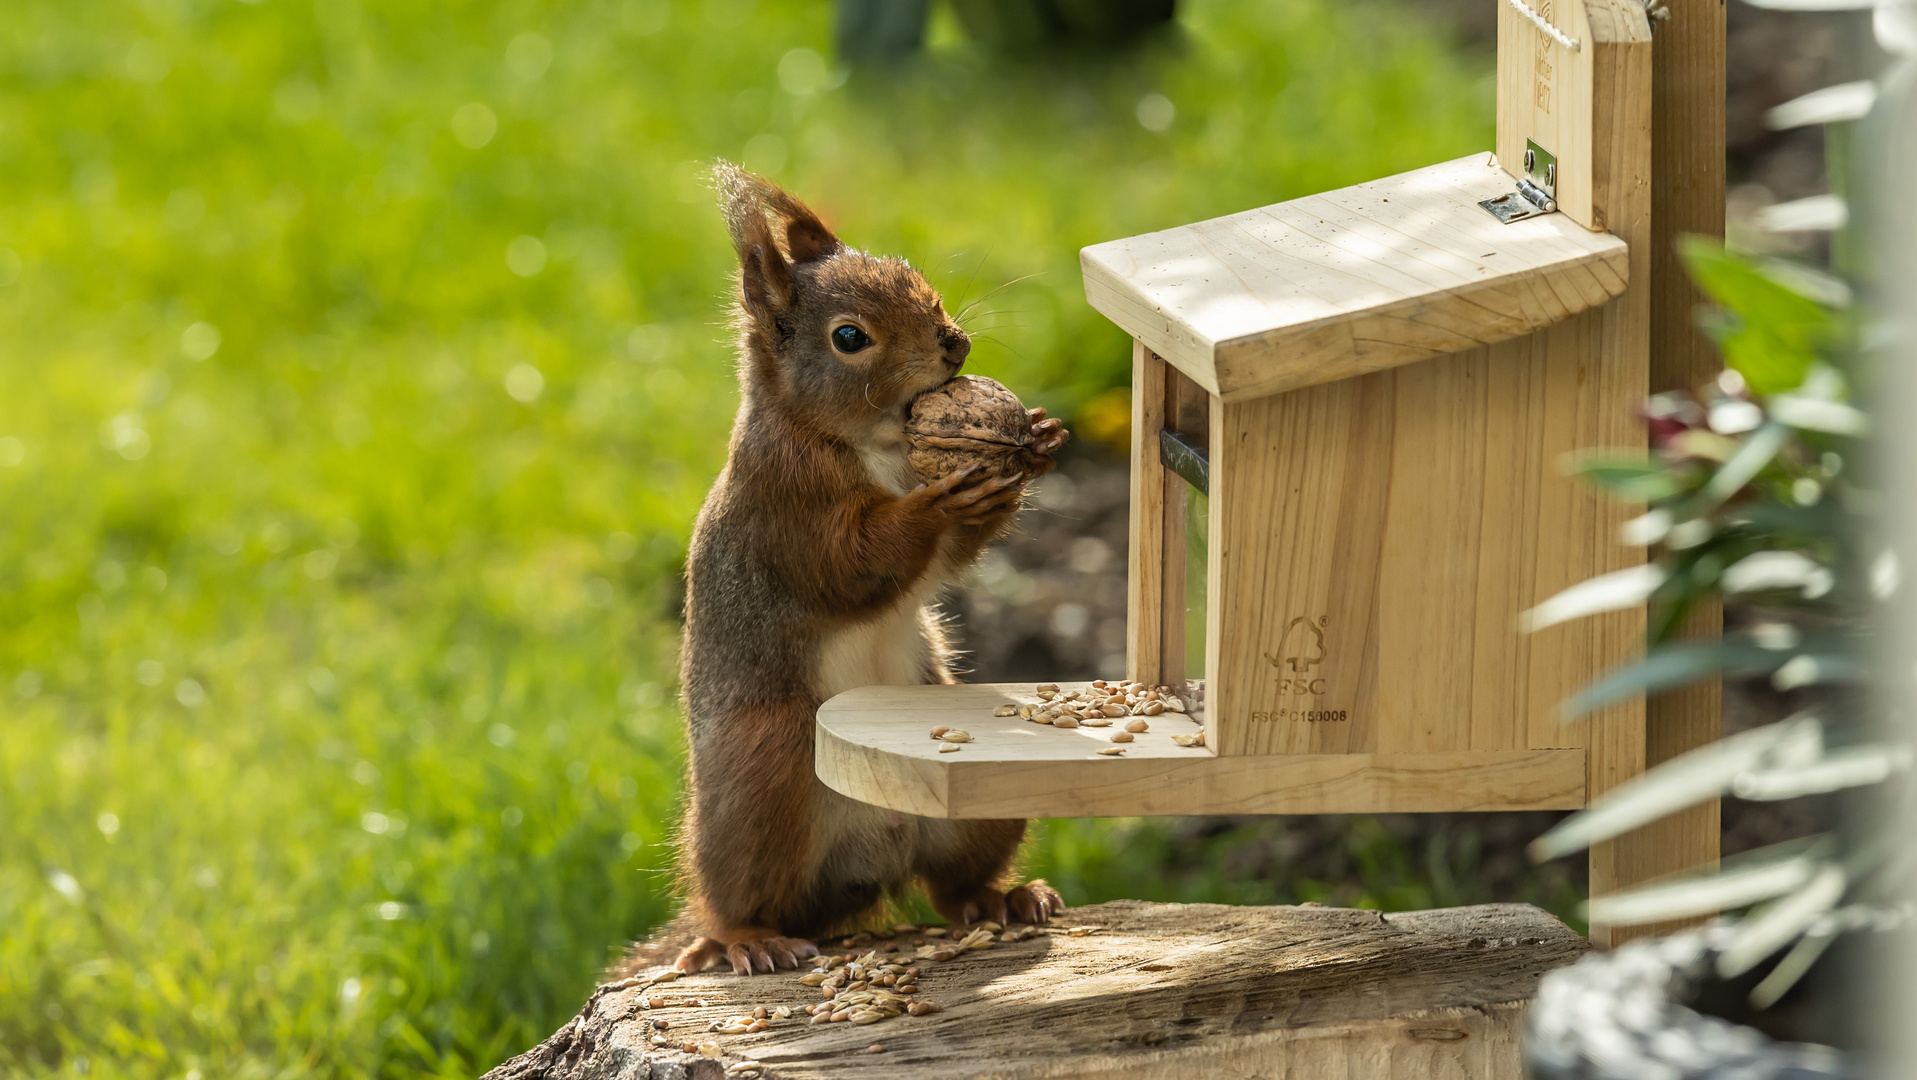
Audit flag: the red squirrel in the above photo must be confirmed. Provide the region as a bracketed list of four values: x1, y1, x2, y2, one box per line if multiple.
[669, 165, 1068, 977]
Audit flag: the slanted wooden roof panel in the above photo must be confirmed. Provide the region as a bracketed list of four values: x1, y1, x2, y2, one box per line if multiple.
[1081, 154, 1629, 401]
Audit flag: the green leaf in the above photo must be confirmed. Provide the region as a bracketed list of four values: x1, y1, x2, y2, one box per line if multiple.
[1680, 237, 1838, 394]
[1560, 634, 1855, 717]
[1566, 452, 1690, 502]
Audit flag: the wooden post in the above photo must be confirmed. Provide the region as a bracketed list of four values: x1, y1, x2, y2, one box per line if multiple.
[1628, 0, 1728, 942]
[1127, 342, 1178, 688]
[1496, 0, 1655, 945]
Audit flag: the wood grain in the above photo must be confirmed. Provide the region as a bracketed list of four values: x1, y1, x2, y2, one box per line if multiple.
[1080, 155, 1629, 403]
[1125, 342, 1171, 689]
[488, 901, 1590, 1080]
[814, 683, 1584, 818]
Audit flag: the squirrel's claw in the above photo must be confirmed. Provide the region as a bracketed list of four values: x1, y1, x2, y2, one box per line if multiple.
[676, 931, 817, 976]
[1005, 879, 1065, 924]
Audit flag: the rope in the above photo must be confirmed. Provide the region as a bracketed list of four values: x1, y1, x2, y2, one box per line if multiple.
[1504, 0, 1581, 51]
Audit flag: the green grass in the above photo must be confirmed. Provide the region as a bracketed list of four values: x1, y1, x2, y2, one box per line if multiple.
[0, 0, 1493, 1076]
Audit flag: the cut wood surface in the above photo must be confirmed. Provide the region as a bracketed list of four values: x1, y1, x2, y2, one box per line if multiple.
[813, 683, 1584, 818]
[483, 900, 1588, 1080]
[1079, 154, 1629, 403]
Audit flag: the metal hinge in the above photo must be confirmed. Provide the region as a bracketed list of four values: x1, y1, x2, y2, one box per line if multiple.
[1159, 429, 1209, 496]
[1479, 140, 1559, 223]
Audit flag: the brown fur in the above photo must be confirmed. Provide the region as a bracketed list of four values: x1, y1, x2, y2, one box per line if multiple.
[643, 165, 1066, 978]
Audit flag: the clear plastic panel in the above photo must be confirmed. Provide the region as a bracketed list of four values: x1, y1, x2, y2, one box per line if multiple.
[1183, 487, 1208, 711]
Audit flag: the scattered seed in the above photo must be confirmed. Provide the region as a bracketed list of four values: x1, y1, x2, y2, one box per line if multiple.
[866, 1042, 886, 1054]
[799, 972, 826, 986]
[907, 1000, 942, 1016]
[1125, 718, 1148, 733]
[773, 1006, 792, 1019]
[939, 743, 960, 753]
[1097, 747, 1125, 756]
[1053, 716, 1079, 729]
[697, 1041, 722, 1057]
[1037, 683, 1059, 692]
[929, 726, 950, 740]
[1163, 696, 1187, 713]
[993, 704, 1018, 717]
[647, 995, 666, 1009]
[923, 926, 947, 937]
[1110, 732, 1133, 743]
[1101, 703, 1128, 718]
[931, 947, 959, 961]
[939, 729, 972, 743]
[653, 1019, 671, 1030]
[1081, 717, 1110, 727]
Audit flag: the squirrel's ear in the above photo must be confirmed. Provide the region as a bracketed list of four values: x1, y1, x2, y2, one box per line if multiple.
[737, 209, 794, 318]
[782, 202, 841, 266]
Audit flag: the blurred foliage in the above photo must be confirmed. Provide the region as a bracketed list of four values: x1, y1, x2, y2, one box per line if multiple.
[0, 0, 1493, 1076]
[1533, 239, 1899, 1007]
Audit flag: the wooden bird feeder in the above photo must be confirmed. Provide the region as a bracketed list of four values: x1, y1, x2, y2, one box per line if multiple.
[817, 0, 1724, 937]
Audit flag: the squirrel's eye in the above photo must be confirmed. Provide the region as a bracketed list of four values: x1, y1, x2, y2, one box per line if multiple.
[831, 324, 872, 354]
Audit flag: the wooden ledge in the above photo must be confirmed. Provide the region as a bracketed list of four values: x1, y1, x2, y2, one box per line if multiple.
[814, 683, 1585, 819]
[486, 900, 1589, 1080]
[1080, 154, 1629, 402]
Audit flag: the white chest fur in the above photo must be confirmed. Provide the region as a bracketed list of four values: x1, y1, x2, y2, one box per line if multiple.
[814, 435, 939, 701]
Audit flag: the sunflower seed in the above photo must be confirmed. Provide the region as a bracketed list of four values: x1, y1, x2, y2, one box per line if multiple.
[1101, 703, 1128, 718]
[930, 726, 950, 740]
[993, 704, 1018, 717]
[1053, 716, 1079, 729]
[1141, 701, 1164, 716]
[1110, 732, 1133, 743]
[939, 730, 972, 743]
[1163, 696, 1186, 713]
[1124, 719, 1148, 733]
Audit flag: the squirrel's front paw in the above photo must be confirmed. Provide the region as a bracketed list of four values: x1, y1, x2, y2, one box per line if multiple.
[915, 466, 1024, 522]
[675, 928, 820, 976]
[1020, 407, 1070, 477]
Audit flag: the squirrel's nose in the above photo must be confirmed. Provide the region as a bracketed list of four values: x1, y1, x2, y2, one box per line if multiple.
[940, 328, 970, 368]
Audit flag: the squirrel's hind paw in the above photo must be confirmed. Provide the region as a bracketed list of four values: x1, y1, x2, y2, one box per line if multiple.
[1005, 879, 1065, 924]
[675, 931, 818, 976]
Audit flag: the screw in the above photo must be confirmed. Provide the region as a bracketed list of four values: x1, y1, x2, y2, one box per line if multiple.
[1522, 148, 1536, 172]
[1545, 162, 1556, 187]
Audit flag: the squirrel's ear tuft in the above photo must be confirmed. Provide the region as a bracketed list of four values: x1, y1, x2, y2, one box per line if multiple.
[712, 160, 842, 272]
[714, 161, 795, 316]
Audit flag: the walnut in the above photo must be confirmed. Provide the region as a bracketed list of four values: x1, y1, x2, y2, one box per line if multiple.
[903, 375, 1034, 484]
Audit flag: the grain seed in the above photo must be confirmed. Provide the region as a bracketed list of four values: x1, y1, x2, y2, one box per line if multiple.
[923, 926, 947, 937]
[698, 1041, 722, 1057]
[1081, 718, 1111, 727]
[938, 743, 960, 753]
[939, 729, 972, 743]
[1053, 716, 1079, 729]
[1163, 696, 1187, 713]
[799, 973, 827, 986]
[931, 947, 959, 961]
[852, 1010, 884, 1025]
[907, 1000, 941, 1016]
[1096, 746, 1125, 756]
[1141, 701, 1165, 716]
[1101, 703, 1128, 718]
[1110, 732, 1133, 743]
[866, 1043, 886, 1054]
[1068, 926, 1102, 936]
[1017, 704, 1036, 719]
[1125, 719, 1148, 733]
[773, 1006, 792, 1019]
[653, 1019, 671, 1030]
[992, 704, 1018, 717]
[751, 1006, 767, 1020]
[929, 726, 950, 740]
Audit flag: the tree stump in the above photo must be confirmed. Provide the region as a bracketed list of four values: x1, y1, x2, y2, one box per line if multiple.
[483, 900, 1587, 1080]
